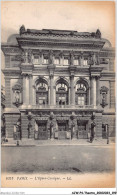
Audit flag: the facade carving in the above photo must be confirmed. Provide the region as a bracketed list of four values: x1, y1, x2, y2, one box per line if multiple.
[1, 27, 115, 141]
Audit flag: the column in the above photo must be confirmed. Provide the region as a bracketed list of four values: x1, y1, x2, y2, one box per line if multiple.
[70, 75, 75, 105]
[23, 75, 26, 105]
[5, 77, 11, 107]
[32, 85, 36, 105]
[93, 77, 96, 107]
[96, 54, 100, 65]
[68, 87, 71, 105]
[49, 75, 54, 105]
[48, 86, 50, 105]
[29, 75, 33, 105]
[60, 52, 64, 65]
[70, 51, 74, 66]
[53, 86, 56, 105]
[79, 53, 84, 66]
[24, 50, 28, 63]
[25, 75, 29, 105]
[88, 85, 91, 105]
[96, 76, 100, 106]
[93, 53, 96, 65]
[90, 76, 96, 107]
[39, 50, 42, 65]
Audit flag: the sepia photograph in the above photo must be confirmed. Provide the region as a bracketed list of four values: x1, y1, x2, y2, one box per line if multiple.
[1, 1, 116, 189]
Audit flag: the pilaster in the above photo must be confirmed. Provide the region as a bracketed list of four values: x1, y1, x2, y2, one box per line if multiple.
[90, 76, 96, 107]
[49, 75, 54, 105]
[21, 113, 29, 138]
[32, 85, 36, 105]
[60, 51, 64, 65]
[39, 50, 43, 65]
[95, 112, 103, 137]
[23, 75, 26, 105]
[69, 66, 76, 106]
[96, 76, 100, 107]
[29, 75, 33, 105]
[80, 52, 84, 66]
[47, 64, 56, 105]
[5, 77, 11, 107]
[70, 75, 75, 105]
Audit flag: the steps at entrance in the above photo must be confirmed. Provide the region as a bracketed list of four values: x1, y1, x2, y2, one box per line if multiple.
[2, 137, 113, 146]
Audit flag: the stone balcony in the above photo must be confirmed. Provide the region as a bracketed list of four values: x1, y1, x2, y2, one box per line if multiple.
[20, 104, 97, 110]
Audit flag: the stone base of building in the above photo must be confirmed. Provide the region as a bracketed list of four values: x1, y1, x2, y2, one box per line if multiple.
[3, 109, 115, 141]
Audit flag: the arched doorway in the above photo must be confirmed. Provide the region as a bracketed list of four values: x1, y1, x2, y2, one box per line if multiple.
[34, 120, 48, 140]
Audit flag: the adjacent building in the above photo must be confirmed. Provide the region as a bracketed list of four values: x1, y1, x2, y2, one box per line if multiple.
[1, 85, 5, 137]
[1, 26, 115, 141]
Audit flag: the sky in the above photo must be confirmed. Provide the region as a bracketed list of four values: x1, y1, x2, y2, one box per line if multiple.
[1, 1, 115, 45]
[1, 1, 115, 87]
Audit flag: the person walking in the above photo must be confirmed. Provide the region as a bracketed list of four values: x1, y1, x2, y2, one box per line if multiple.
[88, 129, 91, 142]
[90, 122, 96, 143]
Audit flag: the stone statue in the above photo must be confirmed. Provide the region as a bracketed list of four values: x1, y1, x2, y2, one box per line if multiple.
[28, 50, 32, 63]
[15, 91, 20, 103]
[19, 25, 25, 35]
[49, 50, 54, 64]
[70, 51, 74, 65]
[96, 29, 101, 38]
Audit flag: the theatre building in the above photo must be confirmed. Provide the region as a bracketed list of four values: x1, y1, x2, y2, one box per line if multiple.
[1, 26, 115, 141]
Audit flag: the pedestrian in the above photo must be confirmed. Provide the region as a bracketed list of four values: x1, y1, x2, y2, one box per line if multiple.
[90, 122, 95, 143]
[88, 129, 90, 142]
[106, 125, 109, 144]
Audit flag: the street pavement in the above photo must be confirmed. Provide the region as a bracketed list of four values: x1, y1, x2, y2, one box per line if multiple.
[1, 143, 115, 174]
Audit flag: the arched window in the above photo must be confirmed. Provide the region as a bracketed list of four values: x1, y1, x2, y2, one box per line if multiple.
[75, 80, 88, 105]
[36, 79, 48, 105]
[56, 79, 69, 106]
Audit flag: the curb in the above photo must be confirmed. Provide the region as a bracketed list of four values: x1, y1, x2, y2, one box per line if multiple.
[1, 143, 115, 147]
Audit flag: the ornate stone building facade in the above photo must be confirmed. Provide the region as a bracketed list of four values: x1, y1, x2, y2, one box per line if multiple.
[1, 26, 115, 141]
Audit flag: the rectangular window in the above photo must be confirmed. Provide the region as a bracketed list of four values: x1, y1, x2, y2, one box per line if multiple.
[64, 57, 69, 65]
[38, 97, 46, 105]
[78, 96, 85, 105]
[74, 59, 79, 65]
[33, 55, 39, 64]
[54, 58, 60, 65]
[84, 59, 88, 65]
[43, 56, 48, 64]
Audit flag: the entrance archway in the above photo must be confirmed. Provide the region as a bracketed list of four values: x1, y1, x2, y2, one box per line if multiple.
[57, 120, 69, 139]
[34, 120, 48, 140]
[77, 120, 88, 139]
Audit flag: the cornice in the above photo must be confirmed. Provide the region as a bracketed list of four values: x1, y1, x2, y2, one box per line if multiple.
[20, 63, 34, 70]
[1, 44, 22, 55]
[19, 107, 98, 112]
[2, 68, 21, 76]
[99, 50, 115, 58]
[17, 37, 105, 50]
[4, 107, 20, 114]
[101, 71, 115, 78]
[19, 30, 101, 38]
[102, 111, 115, 115]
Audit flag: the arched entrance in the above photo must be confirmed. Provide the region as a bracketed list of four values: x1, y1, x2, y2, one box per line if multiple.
[77, 120, 89, 139]
[34, 120, 48, 140]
